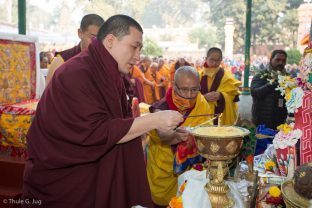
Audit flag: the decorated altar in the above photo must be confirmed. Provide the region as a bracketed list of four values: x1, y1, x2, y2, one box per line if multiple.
[168, 26, 312, 208]
[0, 33, 40, 157]
[0, 33, 40, 207]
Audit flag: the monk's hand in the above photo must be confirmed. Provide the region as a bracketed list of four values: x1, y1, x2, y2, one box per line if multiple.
[213, 91, 220, 101]
[205, 92, 218, 102]
[155, 110, 184, 132]
[158, 127, 190, 145]
[175, 127, 191, 142]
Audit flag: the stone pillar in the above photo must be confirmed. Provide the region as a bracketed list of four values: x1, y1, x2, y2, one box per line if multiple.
[297, 2, 312, 52]
[224, 18, 235, 60]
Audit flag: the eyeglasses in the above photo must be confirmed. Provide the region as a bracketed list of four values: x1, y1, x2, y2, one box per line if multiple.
[174, 83, 201, 98]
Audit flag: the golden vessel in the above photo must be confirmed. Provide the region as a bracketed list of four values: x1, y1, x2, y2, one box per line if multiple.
[192, 126, 249, 208]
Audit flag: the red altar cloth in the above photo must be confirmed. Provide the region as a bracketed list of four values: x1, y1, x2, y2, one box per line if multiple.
[294, 91, 312, 165]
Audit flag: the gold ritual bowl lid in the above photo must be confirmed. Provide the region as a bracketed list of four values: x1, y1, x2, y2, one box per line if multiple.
[281, 180, 310, 208]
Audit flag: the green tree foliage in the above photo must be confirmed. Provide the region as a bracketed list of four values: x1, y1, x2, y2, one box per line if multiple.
[141, 38, 163, 57]
[251, 0, 287, 48]
[79, 0, 150, 22]
[188, 26, 217, 49]
[141, 0, 202, 27]
[280, 10, 299, 48]
[0, 0, 305, 56]
[286, 0, 304, 9]
[207, 0, 303, 53]
[286, 48, 301, 65]
[207, 0, 245, 52]
[79, 0, 117, 19]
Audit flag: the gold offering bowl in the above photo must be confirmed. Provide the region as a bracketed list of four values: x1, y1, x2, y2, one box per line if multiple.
[192, 126, 250, 208]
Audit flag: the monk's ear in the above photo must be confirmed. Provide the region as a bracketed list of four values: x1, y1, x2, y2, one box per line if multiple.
[103, 34, 115, 49]
[78, 29, 83, 39]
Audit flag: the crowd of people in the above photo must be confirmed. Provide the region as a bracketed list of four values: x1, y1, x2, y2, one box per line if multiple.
[25, 13, 296, 208]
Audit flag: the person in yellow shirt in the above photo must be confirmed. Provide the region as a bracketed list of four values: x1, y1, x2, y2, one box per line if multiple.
[147, 66, 213, 207]
[200, 47, 241, 125]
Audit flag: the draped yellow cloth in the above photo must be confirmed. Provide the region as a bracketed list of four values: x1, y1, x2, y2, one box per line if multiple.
[143, 68, 155, 104]
[200, 68, 241, 125]
[153, 71, 163, 102]
[203, 67, 219, 91]
[146, 94, 212, 206]
[131, 65, 144, 83]
[158, 65, 171, 93]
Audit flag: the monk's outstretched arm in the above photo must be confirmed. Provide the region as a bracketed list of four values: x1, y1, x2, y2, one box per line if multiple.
[118, 110, 183, 143]
[141, 73, 155, 86]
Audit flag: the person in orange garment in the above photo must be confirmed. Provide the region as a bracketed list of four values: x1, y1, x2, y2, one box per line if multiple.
[139, 56, 152, 73]
[157, 58, 171, 98]
[130, 65, 145, 102]
[170, 57, 191, 83]
[46, 14, 104, 86]
[200, 47, 241, 125]
[141, 57, 156, 104]
[150, 62, 163, 102]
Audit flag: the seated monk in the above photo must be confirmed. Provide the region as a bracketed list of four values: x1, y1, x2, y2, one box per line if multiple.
[146, 66, 212, 207]
[200, 47, 241, 125]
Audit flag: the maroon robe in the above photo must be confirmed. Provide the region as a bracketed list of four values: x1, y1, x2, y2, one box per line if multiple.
[55, 43, 81, 61]
[23, 39, 153, 208]
[123, 74, 145, 103]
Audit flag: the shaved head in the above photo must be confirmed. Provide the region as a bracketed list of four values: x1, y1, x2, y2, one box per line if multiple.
[174, 66, 200, 84]
[143, 56, 152, 62]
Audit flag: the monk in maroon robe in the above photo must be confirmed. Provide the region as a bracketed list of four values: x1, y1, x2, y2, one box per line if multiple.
[46, 14, 105, 86]
[22, 15, 183, 208]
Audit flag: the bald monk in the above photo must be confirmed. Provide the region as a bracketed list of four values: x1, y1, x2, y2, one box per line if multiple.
[45, 14, 104, 86]
[200, 47, 241, 125]
[147, 66, 212, 207]
[23, 15, 184, 208]
[139, 56, 152, 73]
